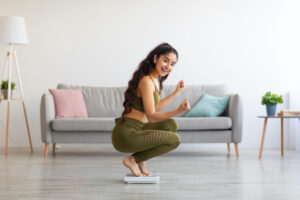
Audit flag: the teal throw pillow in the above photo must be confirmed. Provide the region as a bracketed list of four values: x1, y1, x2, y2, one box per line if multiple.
[184, 94, 230, 117]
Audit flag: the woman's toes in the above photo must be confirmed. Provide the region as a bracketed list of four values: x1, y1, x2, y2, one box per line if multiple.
[145, 171, 153, 176]
[137, 173, 145, 177]
[141, 170, 153, 176]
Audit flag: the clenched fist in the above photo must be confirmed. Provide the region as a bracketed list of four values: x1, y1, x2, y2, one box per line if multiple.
[178, 98, 191, 113]
[175, 80, 186, 93]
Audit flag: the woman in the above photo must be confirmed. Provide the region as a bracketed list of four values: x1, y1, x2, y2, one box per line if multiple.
[112, 43, 191, 177]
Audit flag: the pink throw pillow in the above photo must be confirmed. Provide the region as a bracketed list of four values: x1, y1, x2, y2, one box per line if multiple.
[49, 89, 88, 119]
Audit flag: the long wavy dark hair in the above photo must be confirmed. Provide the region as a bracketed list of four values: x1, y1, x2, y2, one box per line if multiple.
[122, 43, 178, 117]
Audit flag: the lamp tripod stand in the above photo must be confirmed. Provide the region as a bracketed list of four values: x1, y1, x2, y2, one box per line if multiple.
[1, 44, 33, 155]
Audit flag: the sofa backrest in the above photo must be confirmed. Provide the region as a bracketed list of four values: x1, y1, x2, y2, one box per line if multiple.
[58, 83, 126, 117]
[58, 83, 226, 117]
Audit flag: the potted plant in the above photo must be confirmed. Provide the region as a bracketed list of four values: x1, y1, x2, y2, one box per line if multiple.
[261, 91, 283, 116]
[1, 80, 16, 99]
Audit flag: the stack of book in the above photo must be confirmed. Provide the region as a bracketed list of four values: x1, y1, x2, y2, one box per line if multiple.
[277, 110, 300, 117]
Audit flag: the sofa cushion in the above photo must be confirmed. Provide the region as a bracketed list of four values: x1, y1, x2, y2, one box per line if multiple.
[183, 94, 230, 117]
[52, 118, 115, 131]
[174, 117, 232, 130]
[52, 117, 232, 132]
[49, 89, 88, 119]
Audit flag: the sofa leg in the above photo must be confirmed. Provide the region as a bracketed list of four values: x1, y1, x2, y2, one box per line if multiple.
[227, 143, 230, 153]
[234, 143, 239, 157]
[44, 144, 49, 159]
[52, 143, 56, 155]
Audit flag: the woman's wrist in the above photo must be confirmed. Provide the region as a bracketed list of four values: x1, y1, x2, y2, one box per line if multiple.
[175, 108, 182, 115]
[173, 89, 181, 96]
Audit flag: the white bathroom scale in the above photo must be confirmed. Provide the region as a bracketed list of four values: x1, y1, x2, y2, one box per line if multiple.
[124, 173, 160, 184]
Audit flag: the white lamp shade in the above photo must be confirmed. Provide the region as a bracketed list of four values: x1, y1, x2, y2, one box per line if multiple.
[0, 16, 28, 45]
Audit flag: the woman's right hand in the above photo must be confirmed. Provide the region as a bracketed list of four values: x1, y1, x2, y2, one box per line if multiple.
[178, 98, 191, 113]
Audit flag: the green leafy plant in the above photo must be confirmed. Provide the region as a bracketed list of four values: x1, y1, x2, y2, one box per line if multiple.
[261, 91, 283, 105]
[1, 80, 16, 90]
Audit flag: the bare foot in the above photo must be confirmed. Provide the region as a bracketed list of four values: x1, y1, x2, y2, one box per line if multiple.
[138, 161, 153, 176]
[123, 156, 145, 177]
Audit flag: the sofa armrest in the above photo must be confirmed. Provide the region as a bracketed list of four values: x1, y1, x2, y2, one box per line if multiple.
[40, 93, 55, 143]
[227, 94, 243, 143]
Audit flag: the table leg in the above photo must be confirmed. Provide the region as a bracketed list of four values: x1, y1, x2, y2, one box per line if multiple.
[259, 118, 268, 159]
[281, 118, 284, 156]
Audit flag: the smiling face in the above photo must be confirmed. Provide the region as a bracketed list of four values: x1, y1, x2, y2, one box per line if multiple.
[153, 52, 177, 77]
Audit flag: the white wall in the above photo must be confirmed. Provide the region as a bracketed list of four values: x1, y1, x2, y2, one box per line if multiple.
[0, 0, 299, 149]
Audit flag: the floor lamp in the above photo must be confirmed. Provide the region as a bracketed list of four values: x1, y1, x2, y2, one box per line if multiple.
[0, 16, 33, 155]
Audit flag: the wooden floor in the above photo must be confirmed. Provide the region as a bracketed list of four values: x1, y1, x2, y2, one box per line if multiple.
[0, 144, 300, 200]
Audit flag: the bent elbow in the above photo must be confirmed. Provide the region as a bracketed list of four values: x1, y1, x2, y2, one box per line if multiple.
[146, 113, 157, 123]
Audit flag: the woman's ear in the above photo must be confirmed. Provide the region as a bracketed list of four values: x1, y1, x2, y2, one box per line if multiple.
[153, 54, 158, 64]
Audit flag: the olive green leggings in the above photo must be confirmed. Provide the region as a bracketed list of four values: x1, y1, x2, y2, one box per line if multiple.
[111, 117, 181, 163]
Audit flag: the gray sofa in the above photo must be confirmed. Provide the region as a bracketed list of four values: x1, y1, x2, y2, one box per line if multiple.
[40, 83, 243, 158]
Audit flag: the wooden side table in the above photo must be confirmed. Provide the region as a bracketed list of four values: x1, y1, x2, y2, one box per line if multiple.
[258, 115, 300, 159]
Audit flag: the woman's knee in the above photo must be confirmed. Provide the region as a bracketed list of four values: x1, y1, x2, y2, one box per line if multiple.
[165, 118, 178, 132]
[170, 133, 181, 149]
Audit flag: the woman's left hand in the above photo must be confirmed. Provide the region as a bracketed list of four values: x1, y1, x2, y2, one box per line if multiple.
[175, 80, 186, 93]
